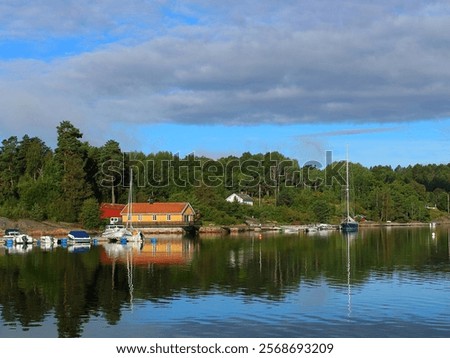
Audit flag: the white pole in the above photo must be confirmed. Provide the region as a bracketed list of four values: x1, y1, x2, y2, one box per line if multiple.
[346, 146, 350, 221]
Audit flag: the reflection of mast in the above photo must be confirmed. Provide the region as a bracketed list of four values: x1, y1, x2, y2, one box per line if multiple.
[112, 259, 116, 290]
[127, 249, 134, 309]
[127, 248, 134, 310]
[259, 243, 262, 273]
[448, 228, 450, 260]
[346, 233, 351, 318]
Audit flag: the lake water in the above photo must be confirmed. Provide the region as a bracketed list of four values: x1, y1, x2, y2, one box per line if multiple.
[1, 225, 449, 338]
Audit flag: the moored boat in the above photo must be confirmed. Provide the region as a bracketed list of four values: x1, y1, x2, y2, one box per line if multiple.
[341, 217, 359, 232]
[101, 224, 131, 241]
[39, 235, 56, 250]
[40, 235, 56, 244]
[67, 230, 91, 244]
[122, 169, 144, 243]
[3, 229, 33, 245]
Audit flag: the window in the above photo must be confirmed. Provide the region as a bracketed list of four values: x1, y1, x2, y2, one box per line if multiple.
[166, 214, 171, 221]
[137, 214, 143, 221]
[152, 215, 157, 221]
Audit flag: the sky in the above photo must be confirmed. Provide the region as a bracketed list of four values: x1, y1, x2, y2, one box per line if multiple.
[0, 0, 449, 167]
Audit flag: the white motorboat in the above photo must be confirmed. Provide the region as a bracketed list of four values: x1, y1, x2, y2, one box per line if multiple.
[40, 235, 56, 244]
[3, 229, 33, 245]
[39, 235, 56, 250]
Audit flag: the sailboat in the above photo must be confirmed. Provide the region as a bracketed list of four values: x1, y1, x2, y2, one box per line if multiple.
[101, 222, 129, 241]
[340, 149, 359, 232]
[123, 169, 144, 243]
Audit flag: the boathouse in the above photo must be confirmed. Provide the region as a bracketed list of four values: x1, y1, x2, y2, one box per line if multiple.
[100, 203, 126, 224]
[120, 202, 196, 227]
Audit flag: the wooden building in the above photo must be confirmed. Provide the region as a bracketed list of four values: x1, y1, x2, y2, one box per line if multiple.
[100, 203, 126, 224]
[120, 202, 196, 227]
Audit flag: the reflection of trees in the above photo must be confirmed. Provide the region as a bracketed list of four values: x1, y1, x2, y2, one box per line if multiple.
[0, 227, 448, 336]
[0, 246, 102, 337]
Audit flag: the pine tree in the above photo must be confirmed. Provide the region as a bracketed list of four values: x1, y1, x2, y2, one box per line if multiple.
[54, 121, 92, 222]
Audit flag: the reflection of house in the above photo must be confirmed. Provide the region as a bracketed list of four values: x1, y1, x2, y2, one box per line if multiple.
[100, 203, 126, 224]
[101, 239, 195, 266]
[226, 193, 254, 206]
[120, 202, 196, 226]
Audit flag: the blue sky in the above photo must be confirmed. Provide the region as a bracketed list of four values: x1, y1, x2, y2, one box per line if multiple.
[0, 1, 449, 167]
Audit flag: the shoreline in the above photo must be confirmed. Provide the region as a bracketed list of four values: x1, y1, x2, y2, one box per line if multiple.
[1, 217, 449, 238]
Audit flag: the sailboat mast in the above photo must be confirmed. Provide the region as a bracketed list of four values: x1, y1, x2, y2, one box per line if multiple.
[341, 146, 358, 232]
[346, 148, 350, 221]
[127, 169, 133, 229]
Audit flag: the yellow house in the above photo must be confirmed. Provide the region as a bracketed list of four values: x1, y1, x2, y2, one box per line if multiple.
[120, 202, 196, 226]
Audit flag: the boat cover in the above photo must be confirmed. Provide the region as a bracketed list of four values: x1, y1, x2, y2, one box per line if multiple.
[68, 230, 90, 238]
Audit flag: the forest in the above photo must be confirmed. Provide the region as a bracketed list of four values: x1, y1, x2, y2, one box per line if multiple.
[0, 121, 449, 228]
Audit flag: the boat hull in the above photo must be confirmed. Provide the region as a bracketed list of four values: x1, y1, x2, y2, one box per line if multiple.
[340, 222, 359, 232]
[68, 238, 91, 244]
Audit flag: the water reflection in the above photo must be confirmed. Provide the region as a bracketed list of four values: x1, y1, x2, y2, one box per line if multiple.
[0, 226, 449, 337]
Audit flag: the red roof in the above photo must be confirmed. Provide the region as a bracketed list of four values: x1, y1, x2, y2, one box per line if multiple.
[120, 202, 192, 215]
[100, 203, 126, 219]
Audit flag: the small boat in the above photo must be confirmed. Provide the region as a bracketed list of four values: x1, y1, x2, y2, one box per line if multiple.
[39, 235, 56, 250]
[282, 227, 299, 234]
[67, 230, 91, 244]
[2, 229, 20, 244]
[305, 226, 318, 233]
[3, 228, 33, 245]
[317, 223, 336, 231]
[40, 235, 56, 244]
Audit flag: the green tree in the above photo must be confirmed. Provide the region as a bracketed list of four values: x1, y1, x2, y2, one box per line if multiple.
[17, 135, 51, 181]
[54, 121, 92, 221]
[0, 136, 21, 201]
[79, 198, 102, 229]
[97, 140, 123, 204]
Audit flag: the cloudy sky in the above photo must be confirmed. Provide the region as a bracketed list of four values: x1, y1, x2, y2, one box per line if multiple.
[1, 0, 449, 167]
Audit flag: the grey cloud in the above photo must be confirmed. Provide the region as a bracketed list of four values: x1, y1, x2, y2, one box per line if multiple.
[299, 127, 401, 138]
[1, 1, 442, 39]
[0, 0, 162, 38]
[2, 1, 450, 146]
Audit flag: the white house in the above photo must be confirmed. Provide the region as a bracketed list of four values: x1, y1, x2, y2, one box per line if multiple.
[226, 193, 254, 206]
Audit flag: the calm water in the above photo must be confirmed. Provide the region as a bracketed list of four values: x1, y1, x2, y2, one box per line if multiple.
[1, 226, 449, 338]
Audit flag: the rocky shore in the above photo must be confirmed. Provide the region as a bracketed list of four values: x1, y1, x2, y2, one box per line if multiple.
[0, 217, 83, 238]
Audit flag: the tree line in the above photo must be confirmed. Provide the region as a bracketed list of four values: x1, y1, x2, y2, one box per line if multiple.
[0, 121, 449, 228]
